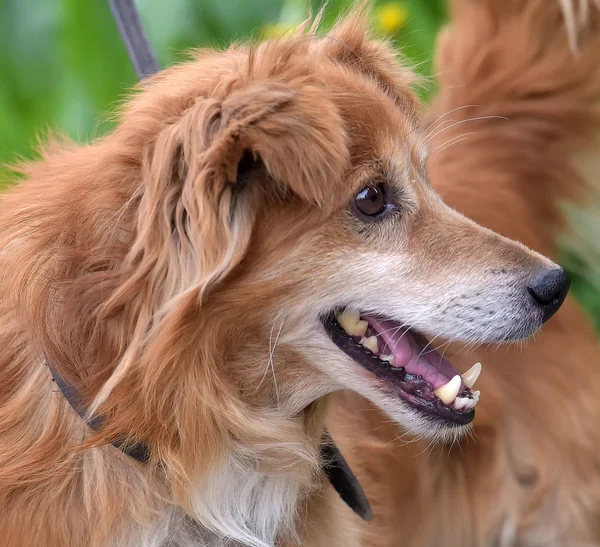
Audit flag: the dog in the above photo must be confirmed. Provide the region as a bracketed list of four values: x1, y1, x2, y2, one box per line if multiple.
[0, 2, 586, 546]
[307, 1, 600, 546]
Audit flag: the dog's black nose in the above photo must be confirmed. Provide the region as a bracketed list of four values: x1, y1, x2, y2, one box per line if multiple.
[527, 267, 570, 323]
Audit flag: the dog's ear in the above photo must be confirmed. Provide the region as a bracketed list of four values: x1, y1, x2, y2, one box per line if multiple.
[210, 80, 349, 208]
[322, 11, 418, 101]
[126, 77, 348, 309]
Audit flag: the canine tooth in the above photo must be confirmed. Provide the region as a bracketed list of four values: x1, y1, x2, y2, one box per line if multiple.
[461, 362, 482, 389]
[361, 336, 379, 354]
[337, 308, 368, 337]
[471, 390, 481, 403]
[433, 375, 462, 405]
[454, 396, 470, 410]
[380, 354, 395, 365]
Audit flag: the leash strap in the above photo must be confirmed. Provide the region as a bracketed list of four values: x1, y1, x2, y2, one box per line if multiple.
[108, 0, 159, 79]
[321, 431, 373, 521]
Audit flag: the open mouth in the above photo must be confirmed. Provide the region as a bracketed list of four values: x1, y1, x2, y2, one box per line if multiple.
[322, 309, 481, 426]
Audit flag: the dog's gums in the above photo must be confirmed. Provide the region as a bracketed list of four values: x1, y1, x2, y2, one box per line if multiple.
[323, 308, 480, 426]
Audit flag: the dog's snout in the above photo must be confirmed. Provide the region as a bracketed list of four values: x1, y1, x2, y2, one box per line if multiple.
[527, 267, 570, 323]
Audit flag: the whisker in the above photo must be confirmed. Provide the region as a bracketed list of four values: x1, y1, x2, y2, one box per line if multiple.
[426, 115, 508, 144]
[258, 320, 284, 409]
[417, 333, 444, 359]
[269, 323, 283, 408]
[422, 104, 481, 139]
[433, 132, 478, 154]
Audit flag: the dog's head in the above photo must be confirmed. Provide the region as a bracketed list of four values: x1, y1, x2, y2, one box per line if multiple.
[68, 13, 569, 469]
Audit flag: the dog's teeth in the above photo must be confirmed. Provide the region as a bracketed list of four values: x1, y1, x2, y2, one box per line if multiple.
[471, 390, 481, 403]
[464, 399, 477, 411]
[360, 336, 379, 354]
[433, 375, 462, 405]
[461, 362, 482, 389]
[379, 354, 395, 365]
[337, 308, 368, 337]
[454, 396, 470, 410]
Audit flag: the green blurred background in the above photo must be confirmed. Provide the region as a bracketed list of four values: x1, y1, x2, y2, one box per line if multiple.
[0, 0, 598, 329]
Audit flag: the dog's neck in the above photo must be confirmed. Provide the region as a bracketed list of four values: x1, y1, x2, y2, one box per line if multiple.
[138, 404, 325, 547]
[48, 360, 340, 546]
[44, 312, 371, 546]
[111, 455, 311, 547]
[187, 445, 313, 547]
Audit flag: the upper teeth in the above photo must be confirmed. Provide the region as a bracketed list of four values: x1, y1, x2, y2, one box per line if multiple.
[336, 308, 368, 337]
[361, 336, 379, 354]
[462, 362, 481, 389]
[433, 374, 462, 405]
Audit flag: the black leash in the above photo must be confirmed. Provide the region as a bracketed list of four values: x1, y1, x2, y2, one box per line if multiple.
[64, 0, 373, 522]
[108, 0, 159, 79]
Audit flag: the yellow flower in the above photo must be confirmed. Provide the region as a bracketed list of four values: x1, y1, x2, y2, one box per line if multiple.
[260, 23, 296, 40]
[375, 2, 409, 35]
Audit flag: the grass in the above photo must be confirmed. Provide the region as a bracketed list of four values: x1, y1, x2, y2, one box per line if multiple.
[0, 0, 598, 323]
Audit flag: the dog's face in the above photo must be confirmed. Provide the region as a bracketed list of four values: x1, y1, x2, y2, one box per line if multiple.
[234, 85, 567, 438]
[112, 17, 569, 446]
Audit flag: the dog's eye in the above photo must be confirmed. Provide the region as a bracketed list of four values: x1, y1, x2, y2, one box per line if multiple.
[355, 185, 386, 217]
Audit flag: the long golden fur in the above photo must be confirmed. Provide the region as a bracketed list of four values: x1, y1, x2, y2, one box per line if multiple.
[0, 1, 598, 546]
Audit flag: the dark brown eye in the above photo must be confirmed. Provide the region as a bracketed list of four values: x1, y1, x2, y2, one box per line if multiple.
[355, 185, 386, 217]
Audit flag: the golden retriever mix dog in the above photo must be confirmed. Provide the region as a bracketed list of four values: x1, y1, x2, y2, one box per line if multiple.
[0, 1, 595, 547]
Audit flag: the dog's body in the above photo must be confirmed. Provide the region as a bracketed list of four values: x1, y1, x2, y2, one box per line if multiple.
[0, 1, 598, 546]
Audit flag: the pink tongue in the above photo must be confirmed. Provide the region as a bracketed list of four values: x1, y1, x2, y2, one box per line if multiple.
[364, 316, 462, 390]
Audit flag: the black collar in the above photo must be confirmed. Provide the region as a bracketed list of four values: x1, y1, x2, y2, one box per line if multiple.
[47, 361, 372, 521]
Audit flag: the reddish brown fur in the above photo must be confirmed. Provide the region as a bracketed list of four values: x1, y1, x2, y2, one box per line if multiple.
[0, 2, 598, 546]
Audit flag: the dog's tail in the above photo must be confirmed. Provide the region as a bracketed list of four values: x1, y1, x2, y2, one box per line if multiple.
[427, 0, 600, 260]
